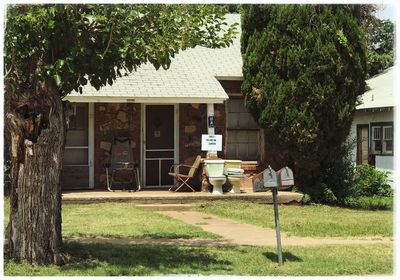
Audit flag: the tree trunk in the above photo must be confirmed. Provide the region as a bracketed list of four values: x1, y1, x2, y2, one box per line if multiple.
[6, 83, 66, 265]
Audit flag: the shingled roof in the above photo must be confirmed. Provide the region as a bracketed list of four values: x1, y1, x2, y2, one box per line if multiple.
[357, 67, 394, 110]
[66, 14, 242, 104]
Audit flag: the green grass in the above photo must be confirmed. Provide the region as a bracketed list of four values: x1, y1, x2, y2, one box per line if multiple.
[198, 201, 393, 238]
[4, 242, 393, 276]
[4, 200, 216, 239]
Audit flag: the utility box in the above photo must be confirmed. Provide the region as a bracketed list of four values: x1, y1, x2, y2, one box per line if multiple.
[277, 167, 294, 189]
[263, 166, 278, 188]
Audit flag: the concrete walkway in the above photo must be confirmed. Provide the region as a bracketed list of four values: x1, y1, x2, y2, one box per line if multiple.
[157, 210, 393, 246]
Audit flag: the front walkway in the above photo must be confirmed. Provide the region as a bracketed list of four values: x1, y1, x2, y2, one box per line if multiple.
[158, 211, 393, 246]
[69, 210, 393, 247]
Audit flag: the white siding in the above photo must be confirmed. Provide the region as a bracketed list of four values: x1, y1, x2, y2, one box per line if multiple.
[349, 109, 394, 188]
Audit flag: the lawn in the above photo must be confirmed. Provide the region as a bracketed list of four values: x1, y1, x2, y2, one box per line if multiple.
[197, 201, 393, 238]
[3, 200, 216, 239]
[3, 199, 394, 276]
[4, 242, 393, 276]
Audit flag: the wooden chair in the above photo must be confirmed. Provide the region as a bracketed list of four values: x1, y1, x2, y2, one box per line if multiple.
[168, 155, 202, 192]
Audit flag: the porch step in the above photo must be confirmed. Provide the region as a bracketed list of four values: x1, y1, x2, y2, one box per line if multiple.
[134, 204, 199, 211]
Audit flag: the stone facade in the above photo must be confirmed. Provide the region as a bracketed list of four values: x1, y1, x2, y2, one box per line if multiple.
[94, 103, 141, 188]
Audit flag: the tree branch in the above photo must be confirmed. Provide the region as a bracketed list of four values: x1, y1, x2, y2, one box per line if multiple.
[4, 61, 13, 79]
[102, 22, 114, 58]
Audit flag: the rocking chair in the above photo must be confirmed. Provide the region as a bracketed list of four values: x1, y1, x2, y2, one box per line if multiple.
[168, 155, 201, 192]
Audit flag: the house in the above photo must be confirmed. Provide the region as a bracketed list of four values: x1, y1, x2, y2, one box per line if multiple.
[349, 67, 395, 186]
[61, 14, 265, 190]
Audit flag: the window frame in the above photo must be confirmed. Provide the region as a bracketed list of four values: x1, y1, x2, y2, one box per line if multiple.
[370, 122, 394, 156]
[226, 95, 261, 161]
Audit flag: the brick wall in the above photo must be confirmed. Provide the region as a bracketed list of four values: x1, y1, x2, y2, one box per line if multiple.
[94, 103, 141, 188]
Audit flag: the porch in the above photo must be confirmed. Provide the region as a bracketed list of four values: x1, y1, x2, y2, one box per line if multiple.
[62, 189, 304, 205]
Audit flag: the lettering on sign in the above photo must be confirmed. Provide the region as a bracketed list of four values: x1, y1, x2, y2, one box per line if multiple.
[201, 134, 222, 151]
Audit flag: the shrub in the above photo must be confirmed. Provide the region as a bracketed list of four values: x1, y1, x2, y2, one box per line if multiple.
[344, 195, 393, 210]
[353, 164, 392, 197]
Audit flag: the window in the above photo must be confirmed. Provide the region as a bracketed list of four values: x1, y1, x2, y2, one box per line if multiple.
[226, 98, 260, 160]
[371, 123, 393, 155]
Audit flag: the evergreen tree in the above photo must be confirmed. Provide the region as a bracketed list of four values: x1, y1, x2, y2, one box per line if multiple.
[241, 5, 367, 198]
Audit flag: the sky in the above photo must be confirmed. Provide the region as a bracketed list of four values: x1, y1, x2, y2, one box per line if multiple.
[376, 4, 397, 22]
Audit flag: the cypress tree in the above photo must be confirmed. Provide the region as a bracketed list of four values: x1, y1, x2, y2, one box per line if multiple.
[241, 5, 367, 199]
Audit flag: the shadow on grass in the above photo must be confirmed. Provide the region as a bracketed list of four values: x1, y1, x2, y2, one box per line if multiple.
[263, 251, 302, 263]
[60, 241, 232, 275]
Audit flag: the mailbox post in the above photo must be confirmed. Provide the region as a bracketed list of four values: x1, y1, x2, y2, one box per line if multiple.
[262, 166, 295, 266]
[263, 166, 283, 266]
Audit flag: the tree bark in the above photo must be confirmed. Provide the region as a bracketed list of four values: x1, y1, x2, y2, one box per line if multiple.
[6, 83, 66, 265]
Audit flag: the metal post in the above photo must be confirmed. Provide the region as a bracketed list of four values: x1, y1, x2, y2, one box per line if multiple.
[272, 188, 283, 266]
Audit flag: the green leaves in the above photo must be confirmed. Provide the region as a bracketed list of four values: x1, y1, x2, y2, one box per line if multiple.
[53, 74, 62, 87]
[5, 4, 237, 98]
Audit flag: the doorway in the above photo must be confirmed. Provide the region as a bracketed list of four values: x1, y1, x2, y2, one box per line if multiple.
[357, 124, 369, 164]
[143, 105, 177, 187]
[61, 103, 93, 190]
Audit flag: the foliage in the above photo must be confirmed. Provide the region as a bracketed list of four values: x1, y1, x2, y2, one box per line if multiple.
[4, 242, 393, 276]
[353, 164, 392, 197]
[303, 141, 356, 204]
[241, 5, 367, 192]
[5, 4, 238, 97]
[4, 4, 238, 264]
[343, 195, 393, 210]
[365, 19, 394, 77]
[198, 201, 392, 237]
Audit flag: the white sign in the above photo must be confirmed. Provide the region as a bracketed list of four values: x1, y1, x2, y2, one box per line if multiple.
[201, 134, 222, 151]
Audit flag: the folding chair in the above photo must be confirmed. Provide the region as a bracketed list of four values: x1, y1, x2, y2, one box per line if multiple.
[105, 136, 141, 192]
[168, 155, 201, 192]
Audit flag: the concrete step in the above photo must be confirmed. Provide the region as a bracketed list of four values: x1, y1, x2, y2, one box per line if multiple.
[134, 203, 199, 211]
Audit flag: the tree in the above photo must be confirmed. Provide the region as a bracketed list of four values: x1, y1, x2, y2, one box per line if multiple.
[241, 5, 367, 196]
[4, 4, 237, 265]
[365, 19, 394, 77]
[347, 4, 394, 76]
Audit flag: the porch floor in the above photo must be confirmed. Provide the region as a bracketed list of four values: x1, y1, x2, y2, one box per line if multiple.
[62, 189, 304, 205]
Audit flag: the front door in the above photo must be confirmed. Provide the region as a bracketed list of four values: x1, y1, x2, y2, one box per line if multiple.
[61, 103, 90, 189]
[357, 125, 369, 164]
[144, 105, 175, 187]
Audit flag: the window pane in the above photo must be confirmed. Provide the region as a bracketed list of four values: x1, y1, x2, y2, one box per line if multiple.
[226, 130, 259, 160]
[248, 131, 258, 143]
[228, 113, 239, 128]
[227, 145, 237, 158]
[373, 140, 382, 153]
[372, 127, 382, 140]
[384, 140, 393, 153]
[237, 144, 248, 159]
[237, 132, 248, 143]
[227, 131, 237, 143]
[248, 144, 259, 159]
[384, 126, 393, 140]
[227, 99, 259, 129]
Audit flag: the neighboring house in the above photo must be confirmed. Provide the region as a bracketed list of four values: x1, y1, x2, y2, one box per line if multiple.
[61, 14, 265, 190]
[349, 67, 395, 187]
